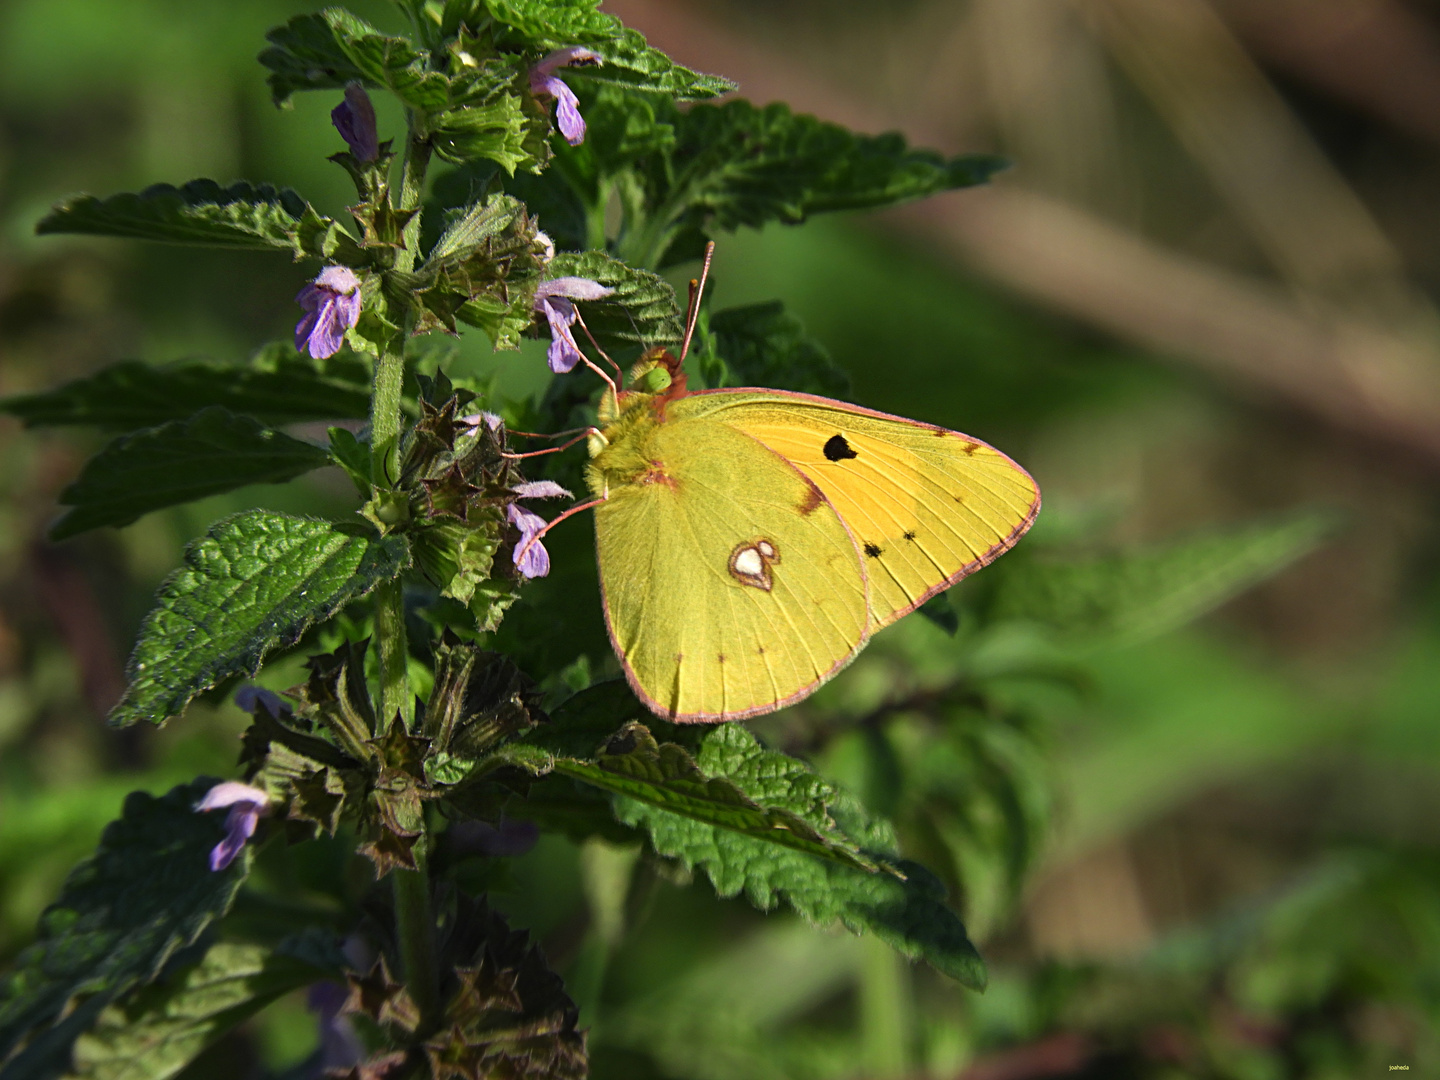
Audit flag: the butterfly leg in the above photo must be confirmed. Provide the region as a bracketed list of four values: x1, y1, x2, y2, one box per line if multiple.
[501, 428, 603, 460]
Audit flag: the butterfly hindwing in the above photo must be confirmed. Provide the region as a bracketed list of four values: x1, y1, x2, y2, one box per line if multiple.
[671, 390, 1041, 627]
[594, 415, 870, 722]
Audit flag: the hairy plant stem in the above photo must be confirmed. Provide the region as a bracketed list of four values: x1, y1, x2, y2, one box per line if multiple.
[373, 579, 410, 732]
[371, 120, 436, 735]
[373, 115, 440, 1038]
[394, 843, 442, 1036]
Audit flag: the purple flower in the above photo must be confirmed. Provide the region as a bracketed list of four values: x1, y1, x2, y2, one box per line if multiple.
[295, 266, 362, 360]
[307, 981, 365, 1072]
[508, 503, 551, 579]
[534, 276, 614, 373]
[507, 480, 574, 579]
[194, 781, 270, 871]
[234, 684, 288, 719]
[460, 411, 504, 432]
[331, 81, 379, 163]
[529, 46, 601, 145]
[446, 818, 541, 858]
[511, 480, 572, 500]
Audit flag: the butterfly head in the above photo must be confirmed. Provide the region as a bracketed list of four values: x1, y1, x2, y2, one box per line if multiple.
[598, 242, 710, 429]
[600, 345, 689, 427]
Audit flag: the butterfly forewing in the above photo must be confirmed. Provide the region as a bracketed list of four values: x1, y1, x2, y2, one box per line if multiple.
[672, 390, 1040, 627]
[594, 416, 870, 721]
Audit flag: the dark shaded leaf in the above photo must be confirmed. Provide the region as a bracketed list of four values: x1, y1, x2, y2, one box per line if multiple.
[628, 98, 1006, 266]
[695, 301, 851, 396]
[66, 942, 329, 1080]
[519, 680, 645, 759]
[0, 780, 250, 1077]
[423, 893, 586, 1080]
[989, 510, 1339, 645]
[50, 408, 333, 540]
[0, 349, 372, 431]
[37, 180, 343, 257]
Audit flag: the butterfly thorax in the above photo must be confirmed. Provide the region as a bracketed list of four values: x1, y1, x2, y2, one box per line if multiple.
[586, 346, 691, 499]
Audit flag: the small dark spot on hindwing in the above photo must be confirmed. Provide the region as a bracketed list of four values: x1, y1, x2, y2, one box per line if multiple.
[903, 530, 917, 541]
[864, 542, 883, 558]
[823, 434, 858, 462]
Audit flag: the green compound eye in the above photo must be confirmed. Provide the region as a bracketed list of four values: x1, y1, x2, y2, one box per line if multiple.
[634, 366, 673, 393]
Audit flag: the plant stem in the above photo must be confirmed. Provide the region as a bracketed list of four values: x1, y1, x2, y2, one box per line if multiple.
[374, 579, 410, 731]
[370, 346, 407, 487]
[370, 117, 435, 735]
[393, 844, 441, 1034]
[860, 935, 913, 1079]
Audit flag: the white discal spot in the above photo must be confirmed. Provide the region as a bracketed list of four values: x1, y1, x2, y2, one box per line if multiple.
[734, 547, 764, 576]
[729, 538, 780, 591]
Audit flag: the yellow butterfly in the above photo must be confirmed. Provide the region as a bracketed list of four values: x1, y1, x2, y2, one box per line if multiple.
[529, 252, 1039, 722]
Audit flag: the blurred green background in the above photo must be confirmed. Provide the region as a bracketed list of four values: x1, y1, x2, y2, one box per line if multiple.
[3, 1, 1440, 1077]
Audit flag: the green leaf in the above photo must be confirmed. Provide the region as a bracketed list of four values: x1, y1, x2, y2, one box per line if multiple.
[51, 409, 333, 540]
[568, 29, 735, 100]
[544, 251, 682, 357]
[263, 10, 482, 109]
[695, 301, 851, 396]
[555, 724, 879, 872]
[0, 347, 372, 431]
[613, 725, 986, 987]
[630, 99, 1006, 266]
[110, 512, 411, 727]
[555, 84, 678, 200]
[263, 12, 544, 170]
[479, 0, 619, 45]
[0, 780, 250, 1076]
[429, 192, 528, 264]
[263, 10, 534, 122]
[433, 742, 554, 785]
[36, 181, 342, 257]
[417, 193, 549, 344]
[990, 510, 1339, 645]
[328, 427, 372, 496]
[432, 95, 534, 171]
[66, 942, 328, 1080]
[479, 1, 732, 99]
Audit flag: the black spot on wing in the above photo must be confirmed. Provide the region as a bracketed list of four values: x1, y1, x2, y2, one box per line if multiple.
[864, 543, 883, 558]
[903, 530, 917, 541]
[823, 434, 858, 462]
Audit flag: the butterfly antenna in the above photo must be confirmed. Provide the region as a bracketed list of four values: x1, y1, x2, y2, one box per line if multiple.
[679, 241, 715, 363]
